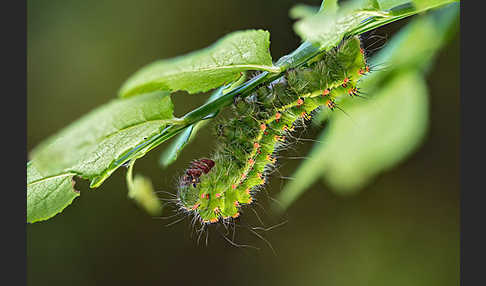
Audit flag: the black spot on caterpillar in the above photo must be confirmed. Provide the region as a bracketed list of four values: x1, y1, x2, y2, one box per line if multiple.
[176, 36, 369, 224]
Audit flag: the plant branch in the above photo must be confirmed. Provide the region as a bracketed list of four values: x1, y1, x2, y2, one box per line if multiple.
[109, 1, 456, 180]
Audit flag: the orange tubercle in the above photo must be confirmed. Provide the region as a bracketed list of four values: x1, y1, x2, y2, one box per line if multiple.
[342, 77, 349, 87]
[326, 99, 336, 110]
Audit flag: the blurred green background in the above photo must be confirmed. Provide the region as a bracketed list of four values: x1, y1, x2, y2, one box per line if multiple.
[27, 1, 459, 285]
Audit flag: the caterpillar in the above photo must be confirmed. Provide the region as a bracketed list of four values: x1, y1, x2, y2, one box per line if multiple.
[176, 36, 369, 224]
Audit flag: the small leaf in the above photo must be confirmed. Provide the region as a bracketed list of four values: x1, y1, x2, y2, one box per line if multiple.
[413, 0, 459, 10]
[277, 6, 459, 209]
[126, 161, 162, 216]
[159, 124, 197, 168]
[319, 0, 339, 13]
[374, 0, 411, 10]
[293, 0, 455, 51]
[319, 72, 429, 192]
[294, 3, 390, 50]
[278, 72, 428, 208]
[312, 3, 458, 126]
[27, 162, 78, 223]
[367, 8, 451, 76]
[119, 29, 278, 98]
[289, 4, 320, 19]
[27, 91, 174, 222]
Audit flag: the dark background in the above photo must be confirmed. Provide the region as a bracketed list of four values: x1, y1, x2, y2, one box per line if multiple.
[27, 1, 459, 285]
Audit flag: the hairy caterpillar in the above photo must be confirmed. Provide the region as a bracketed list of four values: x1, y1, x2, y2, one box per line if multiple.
[176, 36, 369, 224]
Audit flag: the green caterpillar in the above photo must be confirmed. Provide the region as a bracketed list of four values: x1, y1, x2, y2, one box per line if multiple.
[177, 36, 369, 224]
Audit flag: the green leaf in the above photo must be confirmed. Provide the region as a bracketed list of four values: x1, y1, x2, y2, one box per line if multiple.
[413, 0, 459, 10]
[312, 2, 458, 127]
[159, 124, 196, 168]
[277, 5, 459, 209]
[289, 0, 338, 20]
[30, 91, 174, 180]
[321, 72, 429, 192]
[289, 4, 320, 19]
[293, 0, 456, 51]
[375, 0, 411, 10]
[278, 72, 428, 208]
[294, 4, 389, 50]
[368, 3, 458, 77]
[119, 29, 278, 98]
[27, 91, 175, 222]
[126, 161, 162, 216]
[319, 0, 339, 13]
[27, 162, 78, 223]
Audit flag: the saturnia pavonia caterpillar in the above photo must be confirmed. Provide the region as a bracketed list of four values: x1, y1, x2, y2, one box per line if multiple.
[177, 36, 369, 224]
